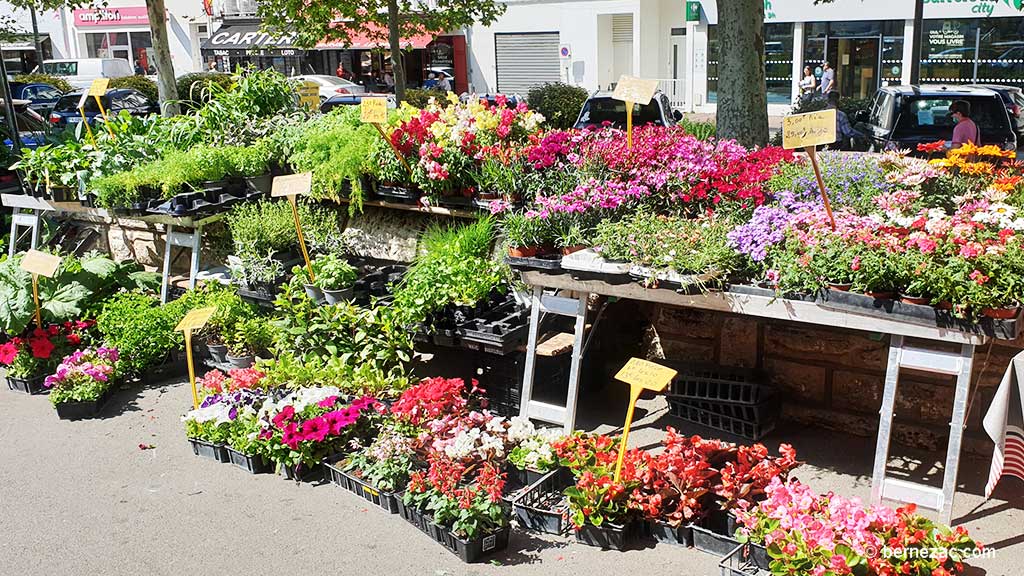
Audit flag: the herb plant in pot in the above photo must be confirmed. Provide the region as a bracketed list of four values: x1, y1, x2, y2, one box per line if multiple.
[225, 317, 273, 368]
[292, 262, 325, 304]
[45, 347, 119, 420]
[315, 255, 357, 305]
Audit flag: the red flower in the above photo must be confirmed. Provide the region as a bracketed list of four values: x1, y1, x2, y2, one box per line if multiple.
[66, 333, 81, 346]
[28, 337, 54, 359]
[0, 341, 18, 365]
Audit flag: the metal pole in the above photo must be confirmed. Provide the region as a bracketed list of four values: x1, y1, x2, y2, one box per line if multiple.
[0, 39, 24, 156]
[30, 7, 43, 71]
[909, 0, 924, 84]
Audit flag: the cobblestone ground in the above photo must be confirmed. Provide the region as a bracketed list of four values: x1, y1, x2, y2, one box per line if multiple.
[0, 375, 1019, 576]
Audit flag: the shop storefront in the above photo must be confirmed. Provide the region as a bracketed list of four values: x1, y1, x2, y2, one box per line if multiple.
[200, 24, 308, 75]
[73, 7, 154, 72]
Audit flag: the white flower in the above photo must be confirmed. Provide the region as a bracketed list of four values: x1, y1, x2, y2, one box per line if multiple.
[506, 416, 537, 443]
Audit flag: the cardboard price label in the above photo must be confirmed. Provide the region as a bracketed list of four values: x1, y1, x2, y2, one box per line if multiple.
[271, 172, 313, 198]
[298, 81, 320, 110]
[88, 78, 110, 97]
[175, 307, 216, 333]
[614, 357, 677, 392]
[782, 109, 837, 149]
[360, 97, 388, 124]
[611, 76, 659, 105]
[19, 250, 61, 278]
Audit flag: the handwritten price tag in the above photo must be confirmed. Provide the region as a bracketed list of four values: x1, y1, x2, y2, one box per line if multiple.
[782, 109, 837, 149]
[611, 76, 659, 106]
[88, 78, 109, 97]
[360, 97, 388, 124]
[20, 250, 61, 278]
[175, 307, 216, 333]
[271, 172, 313, 198]
[614, 357, 677, 392]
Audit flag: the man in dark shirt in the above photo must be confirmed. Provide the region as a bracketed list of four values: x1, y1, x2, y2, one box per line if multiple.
[827, 91, 862, 150]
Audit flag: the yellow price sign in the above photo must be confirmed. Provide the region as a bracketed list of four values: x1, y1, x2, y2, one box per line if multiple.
[88, 78, 110, 97]
[612, 358, 677, 481]
[271, 172, 313, 198]
[611, 75, 659, 106]
[360, 97, 388, 124]
[298, 80, 320, 110]
[614, 357, 676, 392]
[19, 250, 61, 278]
[175, 306, 216, 333]
[782, 109, 837, 150]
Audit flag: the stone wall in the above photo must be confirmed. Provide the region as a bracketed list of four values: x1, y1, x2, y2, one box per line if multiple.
[639, 302, 1019, 456]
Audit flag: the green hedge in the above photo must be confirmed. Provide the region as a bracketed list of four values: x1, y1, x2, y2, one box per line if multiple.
[13, 73, 72, 94]
[527, 82, 589, 129]
[176, 72, 234, 109]
[108, 76, 159, 102]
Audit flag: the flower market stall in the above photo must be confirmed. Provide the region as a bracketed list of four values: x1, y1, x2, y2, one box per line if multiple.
[1, 68, 1016, 574]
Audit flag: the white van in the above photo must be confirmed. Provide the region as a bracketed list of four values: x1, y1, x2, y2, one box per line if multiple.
[39, 58, 134, 89]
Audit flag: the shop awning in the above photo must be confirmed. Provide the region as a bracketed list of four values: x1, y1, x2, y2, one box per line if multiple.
[201, 25, 298, 51]
[1, 35, 51, 52]
[315, 23, 433, 50]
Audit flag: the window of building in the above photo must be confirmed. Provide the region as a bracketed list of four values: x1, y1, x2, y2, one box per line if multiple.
[765, 23, 794, 105]
[920, 19, 978, 84]
[802, 20, 903, 98]
[83, 30, 153, 71]
[976, 18, 1024, 86]
[706, 25, 718, 103]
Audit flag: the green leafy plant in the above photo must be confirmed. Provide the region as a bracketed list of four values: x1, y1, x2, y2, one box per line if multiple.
[14, 73, 72, 93]
[175, 72, 234, 110]
[526, 82, 588, 129]
[96, 292, 183, 376]
[296, 254, 356, 291]
[226, 316, 274, 357]
[108, 75, 159, 102]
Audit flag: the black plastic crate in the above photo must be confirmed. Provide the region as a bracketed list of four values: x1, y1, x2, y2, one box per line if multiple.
[323, 457, 400, 514]
[692, 523, 740, 556]
[719, 544, 771, 576]
[668, 402, 776, 441]
[513, 467, 573, 535]
[575, 519, 642, 550]
[671, 392, 780, 424]
[280, 462, 323, 482]
[189, 438, 230, 463]
[440, 525, 511, 563]
[668, 364, 769, 405]
[54, 388, 111, 420]
[644, 520, 693, 547]
[7, 374, 47, 395]
[225, 447, 273, 474]
[458, 300, 530, 356]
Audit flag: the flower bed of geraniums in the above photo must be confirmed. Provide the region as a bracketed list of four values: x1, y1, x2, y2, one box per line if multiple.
[45, 347, 119, 420]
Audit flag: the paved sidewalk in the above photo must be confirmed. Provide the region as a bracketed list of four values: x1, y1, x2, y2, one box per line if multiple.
[0, 375, 1019, 575]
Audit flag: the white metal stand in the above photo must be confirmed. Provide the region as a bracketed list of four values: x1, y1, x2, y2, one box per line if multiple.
[517, 270, 997, 522]
[870, 335, 974, 525]
[519, 286, 589, 432]
[159, 224, 204, 304]
[8, 207, 41, 257]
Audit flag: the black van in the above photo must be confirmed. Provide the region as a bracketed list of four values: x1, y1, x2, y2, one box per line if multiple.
[854, 85, 1017, 155]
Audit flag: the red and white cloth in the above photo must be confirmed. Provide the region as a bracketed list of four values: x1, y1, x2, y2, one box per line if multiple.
[984, 352, 1024, 497]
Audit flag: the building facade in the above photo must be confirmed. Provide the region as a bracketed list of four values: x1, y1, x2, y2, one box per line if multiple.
[469, 0, 1024, 114]
[1, 0, 212, 76]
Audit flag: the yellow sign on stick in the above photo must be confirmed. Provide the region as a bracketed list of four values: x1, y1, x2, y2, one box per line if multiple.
[176, 306, 216, 409]
[271, 173, 315, 281]
[271, 172, 313, 198]
[175, 306, 216, 333]
[298, 80, 320, 110]
[360, 97, 388, 124]
[87, 78, 110, 97]
[782, 109, 838, 231]
[612, 358, 677, 482]
[611, 76, 659, 106]
[20, 250, 62, 329]
[782, 109, 836, 150]
[20, 250, 61, 278]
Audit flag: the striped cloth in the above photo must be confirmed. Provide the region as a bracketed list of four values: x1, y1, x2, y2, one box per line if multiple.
[984, 352, 1024, 497]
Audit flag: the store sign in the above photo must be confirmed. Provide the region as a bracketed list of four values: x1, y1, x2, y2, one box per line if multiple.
[686, 1, 701, 21]
[205, 27, 297, 50]
[73, 7, 149, 27]
[928, 21, 967, 56]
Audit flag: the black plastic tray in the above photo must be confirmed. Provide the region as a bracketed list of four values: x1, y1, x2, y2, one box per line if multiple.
[7, 374, 47, 395]
[668, 402, 776, 440]
[575, 519, 641, 550]
[54, 388, 111, 420]
[505, 254, 563, 271]
[323, 457, 400, 514]
[669, 392, 780, 424]
[512, 467, 573, 535]
[665, 363, 769, 405]
[692, 523, 740, 556]
[189, 438, 230, 463]
[458, 300, 530, 356]
[225, 447, 272, 474]
[375, 184, 421, 204]
[719, 543, 771, 576]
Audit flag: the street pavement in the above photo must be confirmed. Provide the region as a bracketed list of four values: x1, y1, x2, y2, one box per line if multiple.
[0, 373, 1019, 576]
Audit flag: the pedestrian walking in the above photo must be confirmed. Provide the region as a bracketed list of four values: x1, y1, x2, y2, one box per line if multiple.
[818, 61, 835, 96]
[799, 66, 816, 103]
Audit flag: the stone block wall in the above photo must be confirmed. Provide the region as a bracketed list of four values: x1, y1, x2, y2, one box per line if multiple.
[640, 303, 1020, 456]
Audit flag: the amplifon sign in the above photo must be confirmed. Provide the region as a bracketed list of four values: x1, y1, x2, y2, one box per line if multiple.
[73, 7, 149, 27]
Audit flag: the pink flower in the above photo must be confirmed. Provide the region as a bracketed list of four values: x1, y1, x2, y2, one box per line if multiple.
[300, 417, 329, 442]
[959, 242, 983, 258]
[970, 270, 990, 285]
[0, 341, 18, 365]
[850, 256, 861, 271]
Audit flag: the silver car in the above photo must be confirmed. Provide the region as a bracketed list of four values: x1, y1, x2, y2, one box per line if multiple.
[290, 75, 367, 102]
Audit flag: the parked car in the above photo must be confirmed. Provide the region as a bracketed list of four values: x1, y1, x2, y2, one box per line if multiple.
[39, 58, 134, 89]
[573, 90, 681, 130]
[320, 93, 397, 114]
[854, 85, 1017, 154]
[48, 89, 159, 129]
[290, 74, 366, 102]
[1, 99, 50, 194]
[966, 84, 1024, 145]
[8, 82, 63, 115]
[460, 93, 521, 109]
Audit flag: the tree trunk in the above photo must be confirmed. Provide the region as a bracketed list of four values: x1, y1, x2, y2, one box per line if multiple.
[146, 0, 179, 116]
[30, 7, 43, 72]
[716, 0, 768, 147]
[387, 0, 405, 104]
[909, 0, 924, 83]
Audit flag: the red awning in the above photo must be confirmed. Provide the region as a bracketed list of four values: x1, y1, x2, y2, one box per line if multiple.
[315, 23, 433, 50]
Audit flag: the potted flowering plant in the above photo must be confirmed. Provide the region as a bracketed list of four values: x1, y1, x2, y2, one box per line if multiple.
[255, 388, 380, 481]
[329, 424, 417, 512]
[564, 463, 641, 550]
[225, 316, 273, 368]
[506, 417, 561, 487]
[404, 454, 511, 563]
[45, 347, 119, 420]
[1, 323, 89, 394]
[502, 212, 542, 258]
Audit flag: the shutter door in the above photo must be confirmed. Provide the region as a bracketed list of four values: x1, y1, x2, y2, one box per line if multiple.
[495, 33, 560, 95]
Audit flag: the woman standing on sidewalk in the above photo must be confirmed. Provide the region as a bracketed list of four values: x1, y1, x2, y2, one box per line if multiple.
[798, 66, 816, 103]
